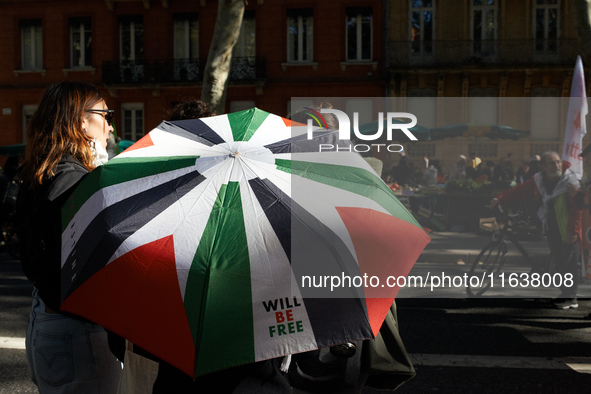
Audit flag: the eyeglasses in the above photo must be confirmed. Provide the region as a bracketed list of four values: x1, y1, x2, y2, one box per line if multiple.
[86, 109, 114, 126]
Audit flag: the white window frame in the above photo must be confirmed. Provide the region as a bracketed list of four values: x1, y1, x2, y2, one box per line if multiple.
[70, 18, 92, 68]
[287, 10, 313, 62]
[470, 0, 497, 57]
[173, 15, 198, 60]
[533, 0, 560, 55]
[121, 103, 144, 141]
[409, 0, 435, 57]
[21, 20, 42, 70]
[346, 8, 373, 61]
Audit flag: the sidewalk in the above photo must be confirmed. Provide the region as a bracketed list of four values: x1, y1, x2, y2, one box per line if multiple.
[418, 231, 550, 264]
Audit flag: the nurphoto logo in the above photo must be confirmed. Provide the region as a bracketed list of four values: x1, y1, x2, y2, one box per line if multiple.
[304, 109, 418, 153]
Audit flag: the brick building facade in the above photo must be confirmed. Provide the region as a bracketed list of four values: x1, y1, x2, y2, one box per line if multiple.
[386, 0, 589, 175]
[0, 0, 385, 145]
[0, 0, 589, 178]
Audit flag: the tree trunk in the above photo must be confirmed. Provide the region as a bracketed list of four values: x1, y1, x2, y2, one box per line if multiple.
[201, 0, 245, 114]
[572, 0, 591, 65]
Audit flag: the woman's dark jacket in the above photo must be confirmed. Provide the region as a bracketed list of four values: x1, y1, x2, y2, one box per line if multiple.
[17, 156, 88, 311]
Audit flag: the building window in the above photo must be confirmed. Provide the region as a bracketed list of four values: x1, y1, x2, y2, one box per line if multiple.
[120, 16, 143, 61]
[174, 14, 198, 61]
[231, 11, 256, 80]
[410, 0, 434, 56]
[173, 14, 199, 81]
[534, 0, 559, 55]
[70, 18, 92, 68]
[471, 0, 497, 57]
[233, 11, 255, 58]
[287, 9, 313, 62]
[121, 103, 144, 141]
[346, 7, 372, 61]
[119, 16, 144, 81]
[21, 20, 42, 70]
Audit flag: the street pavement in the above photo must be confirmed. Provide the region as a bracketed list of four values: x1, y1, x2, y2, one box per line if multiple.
[2, 232, 591, 393]
[384, 297, 591, 393]
[401, 231, 591, 298]
[0, 257, 35, 393]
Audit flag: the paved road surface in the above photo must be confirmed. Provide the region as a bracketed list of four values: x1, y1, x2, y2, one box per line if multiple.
[3, 232, 591, 393]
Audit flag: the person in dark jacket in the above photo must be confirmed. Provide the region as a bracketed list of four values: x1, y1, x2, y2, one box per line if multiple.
[17, 81, 121, 393]
[491, 152, 582, 309]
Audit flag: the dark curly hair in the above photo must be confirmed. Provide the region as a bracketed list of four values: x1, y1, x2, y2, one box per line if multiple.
[168, 99, 216, 121]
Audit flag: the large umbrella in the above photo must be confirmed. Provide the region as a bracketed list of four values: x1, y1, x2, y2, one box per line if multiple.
[60, 108, 430, 378]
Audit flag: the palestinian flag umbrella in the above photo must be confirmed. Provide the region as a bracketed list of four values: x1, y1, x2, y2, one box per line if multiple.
[60, 108, 430, 378]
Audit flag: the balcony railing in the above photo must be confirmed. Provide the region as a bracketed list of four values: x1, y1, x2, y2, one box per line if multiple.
[388, 39, 581, 68]
[230, 57, 267, 81]
[102, 57, 266, 85]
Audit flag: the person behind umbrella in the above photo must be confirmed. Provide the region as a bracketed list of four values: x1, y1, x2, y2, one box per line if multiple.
[515, 160, 531, 184]
[492, 156, 515, 184]
[387, 152, 413, 186]
[447, 155, 467, 181]
[168, 98, 216, 121]
[16, 81, 121, 393]
[525, 155, 542, 179]
[422, 157, 439, 186]
[490, 151, 582, 309]
[465, 151, 481, 179]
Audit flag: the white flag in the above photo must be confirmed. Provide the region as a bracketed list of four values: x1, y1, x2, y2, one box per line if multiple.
[562, 55, 588, 179]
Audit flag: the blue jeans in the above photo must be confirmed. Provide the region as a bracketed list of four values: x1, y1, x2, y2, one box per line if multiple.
[26, 288, 121, 393]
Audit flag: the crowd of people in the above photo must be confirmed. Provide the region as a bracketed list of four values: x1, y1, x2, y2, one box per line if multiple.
[491, 151, 582, 310]
[385, 151, 545, 189]
[386, 149, 586, 313]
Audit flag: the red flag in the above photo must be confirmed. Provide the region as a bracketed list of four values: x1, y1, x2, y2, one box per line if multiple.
[562, 55, 588, 179]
